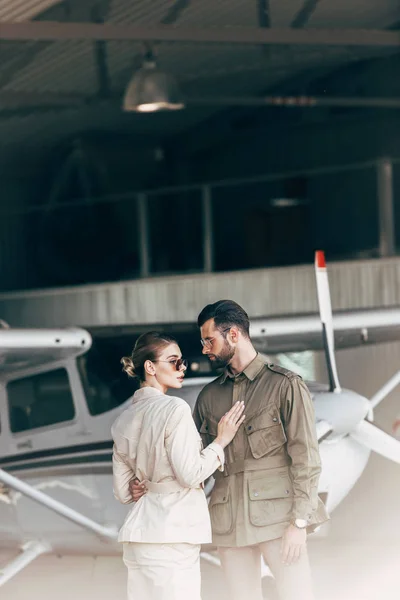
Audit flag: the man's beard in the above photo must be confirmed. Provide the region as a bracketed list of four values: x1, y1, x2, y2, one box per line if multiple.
[208, 340, 235, 370]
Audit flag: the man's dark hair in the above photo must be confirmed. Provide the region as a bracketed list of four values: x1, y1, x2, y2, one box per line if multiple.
[197, 300, 250, 338]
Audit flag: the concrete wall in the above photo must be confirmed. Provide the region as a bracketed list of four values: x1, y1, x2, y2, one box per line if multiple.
[1, 255, 400, 328]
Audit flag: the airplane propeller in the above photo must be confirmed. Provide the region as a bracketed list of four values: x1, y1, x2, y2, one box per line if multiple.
[314, 251, 400, 464]
[315, 251, 341, 393]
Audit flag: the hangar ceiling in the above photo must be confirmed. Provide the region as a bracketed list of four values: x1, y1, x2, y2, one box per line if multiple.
[0, 0, 399, 170]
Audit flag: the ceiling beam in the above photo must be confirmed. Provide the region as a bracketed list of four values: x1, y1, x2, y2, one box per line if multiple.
[0, 21, 399, 47]
[0, 91, 85, 107]
[160, 0, 191, 25]
[192, 95, 400, 109]
[291, 0, 321, 29]
[91, 3, 112, 99]
[2, 91, 400, 120]
[258, 0, 271, 29]
[257, 0, 271, 58]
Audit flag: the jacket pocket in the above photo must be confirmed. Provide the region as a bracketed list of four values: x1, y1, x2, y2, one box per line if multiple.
[248, 471, 293, 526]
[200, 416, 219, 438]
[209, 481, 233, 534]
[245, 410, 287, 459]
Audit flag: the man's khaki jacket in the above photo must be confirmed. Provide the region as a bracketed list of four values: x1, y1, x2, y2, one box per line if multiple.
[193, 354, 329, 547]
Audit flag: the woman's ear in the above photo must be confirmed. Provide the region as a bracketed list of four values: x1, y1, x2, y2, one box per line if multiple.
[144, 359, 156, 376]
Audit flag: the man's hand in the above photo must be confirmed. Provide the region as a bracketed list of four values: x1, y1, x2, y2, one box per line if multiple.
[280, 524, 307, 565]
[129, 477, 146, 502]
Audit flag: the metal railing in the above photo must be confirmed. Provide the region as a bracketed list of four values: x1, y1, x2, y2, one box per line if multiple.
[0, 156, 398, 282]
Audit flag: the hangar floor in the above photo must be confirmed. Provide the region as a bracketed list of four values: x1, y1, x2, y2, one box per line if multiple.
[1, 450, 399, 600]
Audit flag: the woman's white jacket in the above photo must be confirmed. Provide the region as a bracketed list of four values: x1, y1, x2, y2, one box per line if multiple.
[112, 386, 224, 544]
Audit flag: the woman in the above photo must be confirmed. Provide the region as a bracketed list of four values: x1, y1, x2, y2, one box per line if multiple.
[112, 331, 245, 600]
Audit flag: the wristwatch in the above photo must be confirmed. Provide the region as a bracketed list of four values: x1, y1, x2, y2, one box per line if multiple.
[292, 518, 308, 529]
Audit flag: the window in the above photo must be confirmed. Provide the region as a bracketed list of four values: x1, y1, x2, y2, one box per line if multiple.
[78, 337, 138, 416]
[7, 369, 75, 433]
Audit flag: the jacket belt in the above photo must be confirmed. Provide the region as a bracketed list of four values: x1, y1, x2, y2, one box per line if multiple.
[219, 455, 291, 477]
[144, 479, 184, 494]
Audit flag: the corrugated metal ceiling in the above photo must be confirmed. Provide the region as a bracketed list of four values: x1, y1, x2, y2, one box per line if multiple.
[0, 0, 399, 166]
[0, 0, 62, 21]
[0, 0, 398, 28]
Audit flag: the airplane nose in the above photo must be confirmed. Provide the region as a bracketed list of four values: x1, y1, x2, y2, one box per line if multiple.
[314, 390, 370, 435]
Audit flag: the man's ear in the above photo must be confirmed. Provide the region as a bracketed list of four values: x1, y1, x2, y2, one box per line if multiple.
[229, 327, 240, 343]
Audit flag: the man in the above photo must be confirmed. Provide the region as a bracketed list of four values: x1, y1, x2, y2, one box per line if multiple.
[131, 299, 329, 600]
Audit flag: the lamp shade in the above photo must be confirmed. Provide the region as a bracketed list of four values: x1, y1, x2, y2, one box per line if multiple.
[123, 60, 185, 113]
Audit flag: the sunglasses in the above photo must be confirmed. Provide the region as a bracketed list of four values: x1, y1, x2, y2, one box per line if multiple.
[154, 358, 188, 371]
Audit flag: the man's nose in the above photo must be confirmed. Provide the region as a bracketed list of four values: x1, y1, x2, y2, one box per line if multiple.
[201, 345, 209, 355]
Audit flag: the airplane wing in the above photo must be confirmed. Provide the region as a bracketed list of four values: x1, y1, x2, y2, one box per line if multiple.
[250, 307, 400, 353]
[0, 328, 92, 377]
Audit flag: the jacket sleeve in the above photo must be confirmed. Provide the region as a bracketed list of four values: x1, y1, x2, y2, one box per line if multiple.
[192, 393, 205, 437]
[112, 444, 135, 504]
[165, 401, 224, 488]
[281, 377, 321, 521]
[192, 395, 202, 432]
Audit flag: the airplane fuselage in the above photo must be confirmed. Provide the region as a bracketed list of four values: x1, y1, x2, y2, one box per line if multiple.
[0, 378, 371, 556]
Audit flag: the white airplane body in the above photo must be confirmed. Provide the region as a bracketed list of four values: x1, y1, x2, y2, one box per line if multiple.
[0, 372, 369, 556]
[0, 252, 399, 586]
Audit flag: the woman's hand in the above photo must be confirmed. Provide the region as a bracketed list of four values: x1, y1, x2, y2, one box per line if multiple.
[129, 477, 146, 501]
[215, 401, 246, 448]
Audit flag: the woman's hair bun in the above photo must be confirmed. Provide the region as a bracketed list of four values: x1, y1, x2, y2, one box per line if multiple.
[121, 356, 137, 379]
[121, 331, 177, 382]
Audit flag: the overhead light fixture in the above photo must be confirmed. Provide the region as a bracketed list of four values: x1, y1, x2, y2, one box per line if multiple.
[123, 52, 185, 113]
[270, 177, 309, 208]
[270, 198, 306, 208]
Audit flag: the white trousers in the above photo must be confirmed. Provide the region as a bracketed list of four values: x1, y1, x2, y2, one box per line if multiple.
[123, 542, 201, 600]
[218, 538, 314, 600]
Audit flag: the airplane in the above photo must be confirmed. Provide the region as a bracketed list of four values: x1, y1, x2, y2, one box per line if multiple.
[0, 251, 399, 589]
[394, 417, 400, 438]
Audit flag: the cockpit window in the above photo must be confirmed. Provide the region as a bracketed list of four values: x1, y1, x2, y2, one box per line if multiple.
[78, 337, 137, 416]
[7, 368, 75, 433]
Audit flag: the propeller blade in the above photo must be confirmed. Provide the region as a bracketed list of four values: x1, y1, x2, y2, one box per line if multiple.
[316, 419, 333, 442]
[350, 420, 400, 464]
[369, 369, 400, 409]
[314, 251, 341, 392]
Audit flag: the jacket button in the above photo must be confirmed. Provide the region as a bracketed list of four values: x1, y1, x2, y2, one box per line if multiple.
[254, 492, 259, 497]
[247, 425, 252, 431]
[223, 497, 226, 501]
[272, 417, 278, 422]
[285, 490, 290, 494]
[205, 426, 208, 431]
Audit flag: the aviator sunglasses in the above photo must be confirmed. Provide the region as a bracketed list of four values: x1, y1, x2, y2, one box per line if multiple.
[153, 357, 188, 371]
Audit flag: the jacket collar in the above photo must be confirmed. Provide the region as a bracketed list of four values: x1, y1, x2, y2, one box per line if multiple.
[219, 352, 265, 384]
[132, 386, 165, 403]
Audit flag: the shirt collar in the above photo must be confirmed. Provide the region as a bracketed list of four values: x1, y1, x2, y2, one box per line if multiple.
[219, 353, 265, 384]
[132, 386, 165, 403]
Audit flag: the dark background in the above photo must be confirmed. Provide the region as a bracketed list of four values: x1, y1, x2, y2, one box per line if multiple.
[0, 0, 399, 291]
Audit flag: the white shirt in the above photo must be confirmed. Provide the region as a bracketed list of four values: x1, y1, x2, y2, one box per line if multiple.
[112, 386, 224, 544]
